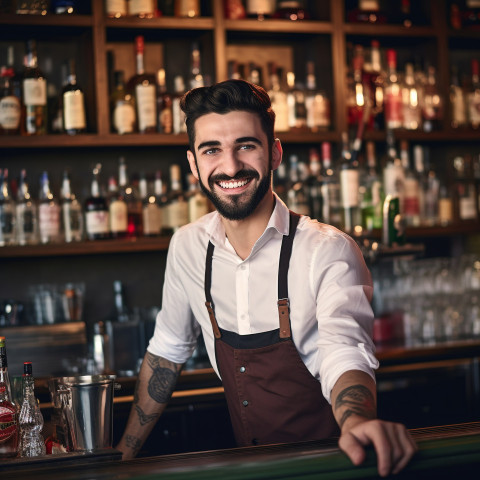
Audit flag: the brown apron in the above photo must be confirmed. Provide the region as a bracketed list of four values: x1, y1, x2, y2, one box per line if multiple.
[204, 212, 339, 447]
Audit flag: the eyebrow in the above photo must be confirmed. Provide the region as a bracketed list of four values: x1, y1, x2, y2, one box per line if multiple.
[197, 136, 262, 151]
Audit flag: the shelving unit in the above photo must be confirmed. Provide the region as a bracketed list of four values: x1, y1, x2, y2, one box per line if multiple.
[1, 0, 479, 324]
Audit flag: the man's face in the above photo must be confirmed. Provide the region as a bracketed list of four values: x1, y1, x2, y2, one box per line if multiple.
[187, 111, 280, 221]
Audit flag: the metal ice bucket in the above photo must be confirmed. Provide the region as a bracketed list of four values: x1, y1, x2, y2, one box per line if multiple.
[49, 375, 116, 452]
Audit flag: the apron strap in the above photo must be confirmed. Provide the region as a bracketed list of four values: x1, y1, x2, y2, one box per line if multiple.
[278, 212, 301, 339]
[205, 241, 221, 339]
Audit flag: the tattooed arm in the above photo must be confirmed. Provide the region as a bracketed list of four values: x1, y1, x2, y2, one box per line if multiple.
[116, 351, 183, 460]
[331, 370, 417, 477]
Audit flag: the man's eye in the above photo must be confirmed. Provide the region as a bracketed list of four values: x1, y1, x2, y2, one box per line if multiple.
[203, 148, 218, 155]
[238, 144, 254, 151]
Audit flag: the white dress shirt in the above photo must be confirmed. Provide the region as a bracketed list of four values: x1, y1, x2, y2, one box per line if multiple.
[148, 194, 379, 403]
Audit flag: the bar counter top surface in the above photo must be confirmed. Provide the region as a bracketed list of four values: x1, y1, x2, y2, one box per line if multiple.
[1, 422, 480, 479]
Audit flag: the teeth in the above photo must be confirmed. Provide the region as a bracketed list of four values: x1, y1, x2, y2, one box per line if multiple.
[218, 179, 249, 189]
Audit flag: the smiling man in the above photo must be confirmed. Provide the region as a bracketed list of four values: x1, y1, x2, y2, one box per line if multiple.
[117, 79, 417, 477]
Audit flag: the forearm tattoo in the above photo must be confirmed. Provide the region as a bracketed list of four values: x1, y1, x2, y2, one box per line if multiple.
[145, 352, 181, 404]
[125, 434, 142, 453]
[135, 404, 160, 426]
[334, 384, 376, 429]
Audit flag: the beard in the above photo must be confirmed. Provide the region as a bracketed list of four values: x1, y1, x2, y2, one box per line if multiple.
[195, 161, 272, 221]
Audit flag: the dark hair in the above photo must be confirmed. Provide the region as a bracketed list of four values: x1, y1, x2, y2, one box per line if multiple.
[180, 79, 276, 151]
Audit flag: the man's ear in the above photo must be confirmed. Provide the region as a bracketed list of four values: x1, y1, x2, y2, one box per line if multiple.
[187, 150, 199, 180]
[271, 138, 283, 171]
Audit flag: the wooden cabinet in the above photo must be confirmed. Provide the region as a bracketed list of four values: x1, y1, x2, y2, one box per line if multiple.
[1, 0, 480, 325]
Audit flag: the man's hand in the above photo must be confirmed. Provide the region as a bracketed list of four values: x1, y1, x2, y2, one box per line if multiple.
[338, 418, 417, 477]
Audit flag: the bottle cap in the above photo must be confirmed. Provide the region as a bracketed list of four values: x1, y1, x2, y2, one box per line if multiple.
[23, 361, 33, 376]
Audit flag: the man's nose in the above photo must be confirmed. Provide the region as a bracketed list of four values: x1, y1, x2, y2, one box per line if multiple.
[222, 149, 244, 177]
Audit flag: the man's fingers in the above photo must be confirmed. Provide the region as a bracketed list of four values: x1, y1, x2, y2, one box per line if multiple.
[391, 424, 418, 474]
[338, 431, 367, 466]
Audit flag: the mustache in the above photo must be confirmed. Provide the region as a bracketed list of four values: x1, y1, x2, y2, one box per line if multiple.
[210, 170, 260, 183]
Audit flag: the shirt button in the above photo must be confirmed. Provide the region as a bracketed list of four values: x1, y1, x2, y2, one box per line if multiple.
[239, 366, 246, 373]
[242, 400, 249, 407]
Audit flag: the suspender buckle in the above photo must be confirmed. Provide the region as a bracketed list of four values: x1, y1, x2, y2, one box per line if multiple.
[277, 298, 291, 339]
[205, 301, 222, 339]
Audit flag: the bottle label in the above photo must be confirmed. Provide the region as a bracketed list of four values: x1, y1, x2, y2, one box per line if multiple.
[0, 95, 21, 130]
[0, 407, 17, 443]
[172, 98, 187, 133]
[176, 0, 200, 17]
[246, 0, 275, 14]
[114, 102, 136, 134]
[188, 194, 209, 222]
[451, 86, 467, 126]
[110, 201, 128, 232]
[306, 94, 330, 130]
[159, 106, 173, 134]
[23, 78, 47, 106]
[18, 206, 35, 234]
[63, 90, 86, 130]
[129, 0, 154, 15]
[106, 0, 127, 16]
[167, 201, 189, 229]
[86, 210, 109, 234]
[143, 204, 161, 234]
[136, 84, 156, 132]
[270, 92, 289, 132]
[39, 204, 60, 239]
[385, 87, 402, 128]
[468, 91, 480, 126]
[340, 169, 360, 208]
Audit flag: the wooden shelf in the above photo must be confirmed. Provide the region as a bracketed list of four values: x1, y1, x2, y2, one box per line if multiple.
[104, 16, 215, 30]
[224, 19, 333, 34]
[0, 13, 93, 27]
[342, 23, 437, 37]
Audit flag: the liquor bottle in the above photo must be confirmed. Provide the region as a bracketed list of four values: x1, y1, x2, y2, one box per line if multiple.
[175, 0, 200, 17]
[274, 0, 309, 20]
[273, 162, 288, 205]
[157, 68, 173, 134]
[107, 175, 128, 238]
[462, 0, 480, 28]
[50, 62, 68, 135]
[438, 182, 454, 226]
[0, 336, 18, 459]
[52, 0, 76, 14]
[16, 0, 48, 14]
[62, 59, 86, 135]
[187, 173, 209, 223]
[246, 0, 275, 20]
[453, 154, 477, 222]
[189, 42, 205, 90]
[399, 140, 421, 226]
[0, 65, 21, 135]
[105, 0, 128, 18]
[172, 75, 187, 134]
[467, 59, 480, 129]
[360, 141, 383, 231]
[267, 63, 289, 132]
[382, 130, 405, 212]
[450, 65, 468, 129]
[306, 148, 323, 221]
[320, 141, 342, 227]
[384, 49, 402, 130]
[0, 168, 16, 247]
[224, 0, 246, 19]
[422, 65, 443, 132]
[286, 154, 310, 216]
[339, 132, 360, 233]
[399, 0, 413, 27]
[111, 70, 136, 134]
[347, 0, 387, 24]
[61, 171, 84, 242]
[84, 164, 110, 240]
[22, 39, 48, 136]
[364, 39, 385, 130]
[419, 146, 440, 226]
[127, 36, 157, 134]
[166, 164, 188, 233]
[304, 61, 330, 132]
[38, 171, 62, 244]
[128, 0, 156, 18]
[286, 71, 307, 131]
[16, 169, 38, 246]
[346, 45, 367, 129]
[139, 172, 162, 236]
[118, 157, 143, 237]
[112, 280, 129, 322]
[18, 362, 45, 458]
[401, 63, 421, 130]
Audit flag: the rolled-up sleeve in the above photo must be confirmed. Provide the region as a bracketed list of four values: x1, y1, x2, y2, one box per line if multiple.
[312, 233, 379, 403]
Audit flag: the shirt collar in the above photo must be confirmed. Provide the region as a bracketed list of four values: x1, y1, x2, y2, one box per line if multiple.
[206, 192, 291, 248]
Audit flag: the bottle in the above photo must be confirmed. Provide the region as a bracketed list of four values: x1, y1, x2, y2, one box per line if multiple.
[306, 147, 323, 221]
[401, 63, 421, 130]
[16, 169, 38, 246]
[438, 182, 453, 226]
[305, 60, 330, 132]
[320, 141, 342, 227]
[267, 63, 289, 132]
[166, 164, 189, 233]
[0, 336, 18, 459]
[360, 141, 383, 231]
[189, 42, 205, 90]
[274, 0, 309, 20]
[38, 171, 62, 244]
[128, 0, 156, 18]
[187, 173, 209, 223]
[382, 130, 405, 213]
[400, 140, 421, 226]
[107, 175, 128, 238]
[467, 59, 480, 129]
[172, 75, 187, 134]
[347, 0, 387, 24]
[420, 146, 440, 226]
[364, 39, 385, 130]
[156, 68, 173, 134]
[224, 0, 246, 19]
[346, 45, 367, 130]
[50, 62, 68, 135]
[422, 65, 443, 132]
[127, 36, 157, 134]
[286, 154, 310, 216]
[51, 0, 76, 14]
[62, 59, 86, 135]
[175, 0, 200, 17]
[140, 172, 162, 236]
[273, 162, 289, 205]
[286, 71, 307, 131]
[22, 39, 48, 135]
[18, 362, 45, 458]
[105, 0, 128, 18]
[118, 157, 142, 237]
[450, 65, 468, 129]
[384, 49, 403, 130]
[84, 164, 110, 241]
[111, 70, 136, 135]
[61, 171, 84, 242]
[339, 132, 360, 233]
[399, 0, 413, 27]
[0, 168, 16, 247]
[246, 0, 275, 20]
[453, 154, 477, 222]
[113, 280, 129, 322]
[0, 64, 21, 135]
